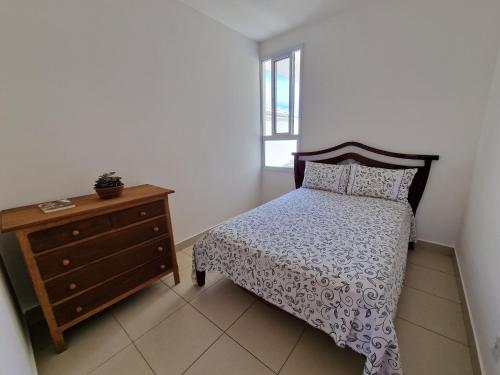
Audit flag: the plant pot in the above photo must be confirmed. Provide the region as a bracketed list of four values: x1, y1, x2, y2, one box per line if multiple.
[95, 185, 124, 200]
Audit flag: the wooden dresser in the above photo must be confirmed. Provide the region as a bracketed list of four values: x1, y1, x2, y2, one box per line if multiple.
[0, 184, 180, 353]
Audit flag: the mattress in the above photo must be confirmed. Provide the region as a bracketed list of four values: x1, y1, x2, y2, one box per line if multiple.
[193, 187, 415, 375]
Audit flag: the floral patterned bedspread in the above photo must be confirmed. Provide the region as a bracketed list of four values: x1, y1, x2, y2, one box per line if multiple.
[193, 187, 415, 375]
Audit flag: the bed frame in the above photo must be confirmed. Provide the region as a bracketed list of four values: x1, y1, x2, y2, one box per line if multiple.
[293, 141, 439, 215]
[196, 141, 439, 286]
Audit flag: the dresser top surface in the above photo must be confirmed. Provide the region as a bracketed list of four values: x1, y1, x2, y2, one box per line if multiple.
[0, 184, 174, 232]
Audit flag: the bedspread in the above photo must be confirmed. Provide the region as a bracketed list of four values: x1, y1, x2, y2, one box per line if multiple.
[193, 188, 414, 375]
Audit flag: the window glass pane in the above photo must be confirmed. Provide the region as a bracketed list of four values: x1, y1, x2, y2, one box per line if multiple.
[265, 140, 297, 168]
[293, 50, 301, 135]
[275, 58, 290, 134]
[262, 60, 272, 136]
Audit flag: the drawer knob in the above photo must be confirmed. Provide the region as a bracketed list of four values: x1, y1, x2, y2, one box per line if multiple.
[153, 226, 160, 232]
[140, 211, 147, 217]
[72, 230, 80, 237]
[69, 283, 77, 290]
[160, 264, 166, 270]
[157, 246, 164, 252]
[62, 259, 71, 266]
[75, 306, 83, 313]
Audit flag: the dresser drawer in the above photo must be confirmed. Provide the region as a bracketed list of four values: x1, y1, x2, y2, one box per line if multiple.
[29, 215, 111, 253]
[53, 257, 170, 326]
[111, 200, 165, 228]
[45, 237, 171, 303]
[36, 217, 167, 279]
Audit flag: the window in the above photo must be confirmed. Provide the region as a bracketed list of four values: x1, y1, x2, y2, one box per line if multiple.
[261, 47, 302, 168]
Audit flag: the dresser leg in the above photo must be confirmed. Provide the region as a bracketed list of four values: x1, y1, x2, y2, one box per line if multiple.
[50, 328, 66, 353]
[173, 267, 180, 285]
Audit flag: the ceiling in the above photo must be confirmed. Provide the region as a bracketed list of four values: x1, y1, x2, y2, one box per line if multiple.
[179, 0, 358, 41]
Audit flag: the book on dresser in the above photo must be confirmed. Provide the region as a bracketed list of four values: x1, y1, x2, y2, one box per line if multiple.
[38, 199, 75, 213]
[0, 184, 180, 353]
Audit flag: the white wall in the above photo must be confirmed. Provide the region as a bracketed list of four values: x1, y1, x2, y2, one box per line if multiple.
[0, 0, 260, 337]
[457, 43, 500, 375]
[0, 264, 37, 375]
[260, 0, 500, 246]
[0, 0, 260, 243]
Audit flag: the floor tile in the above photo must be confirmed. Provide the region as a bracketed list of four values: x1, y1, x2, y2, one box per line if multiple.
[397, 287, 467, 344]
[35, 313, 130, 375]
[184, 334, 274, 375]
[162, 265, 225, 301]
[176, 251, 194, 270]
[112, 281, 186, 339]
[407, 247, 455, 274]
[415, 240, 455, 256]
[191, 278, 255, 330]
[89, 345, 153, 375]
[404, 264, 460, 302]
[227, 301, 304, 372]
[396, 318, 473, 375]
[280, 327, 365, 375]
[416, 241, 453, 256]
[182, 245, 194, 257]
[135, 304, 222, 375]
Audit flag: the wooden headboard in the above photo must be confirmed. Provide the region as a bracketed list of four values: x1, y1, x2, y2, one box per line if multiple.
[293, 141, 439, 214]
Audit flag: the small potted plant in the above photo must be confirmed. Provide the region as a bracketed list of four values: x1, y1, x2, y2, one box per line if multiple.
[94, 172, 124, 199]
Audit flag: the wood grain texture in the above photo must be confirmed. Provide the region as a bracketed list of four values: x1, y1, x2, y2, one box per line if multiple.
[293, 142, 439, 215]
[163, 195, 180, 284]
[0, 184, 173, 232]
[15, 230, 66, 352]
[110, 200, 165, 228]
[53, 257, 170, 326]
[29, 215, 112, 253]
[36, 216, 167, 279]
[0, 184, 178, 353]
[45, 236, 171, 303]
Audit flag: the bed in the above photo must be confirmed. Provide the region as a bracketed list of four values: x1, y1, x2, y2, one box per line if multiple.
[192, 142, 439, 375]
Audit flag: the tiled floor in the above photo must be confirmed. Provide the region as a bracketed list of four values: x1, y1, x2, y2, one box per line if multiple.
[30, 243, 475, 375]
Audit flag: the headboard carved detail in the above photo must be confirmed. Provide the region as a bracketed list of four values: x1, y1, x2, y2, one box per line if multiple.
[293, 141, 439, 214]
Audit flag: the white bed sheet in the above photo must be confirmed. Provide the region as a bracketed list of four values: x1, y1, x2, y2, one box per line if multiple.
[193, 188, 414, 375]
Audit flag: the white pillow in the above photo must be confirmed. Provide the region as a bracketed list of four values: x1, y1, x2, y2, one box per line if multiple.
[302, 161, 350, 194]
[346, 164, 417, 202]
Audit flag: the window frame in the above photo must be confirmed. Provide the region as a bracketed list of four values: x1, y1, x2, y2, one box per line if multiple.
[260, 45, 303, 170]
